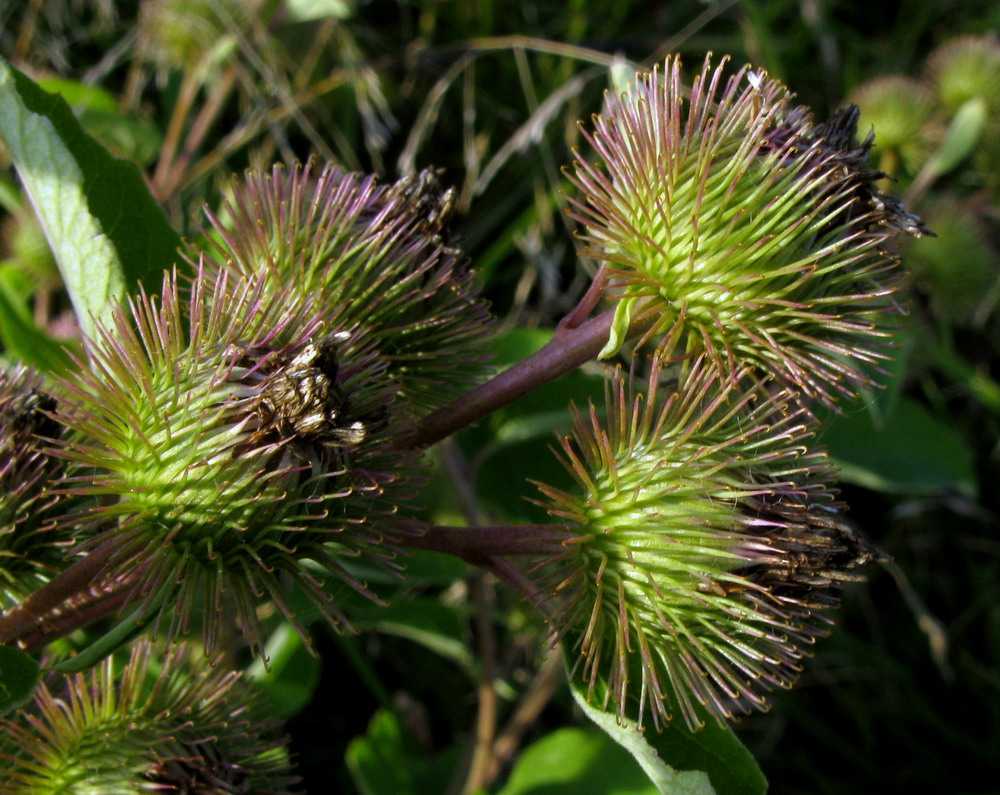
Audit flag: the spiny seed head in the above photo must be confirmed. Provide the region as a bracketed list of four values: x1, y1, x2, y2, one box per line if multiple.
[566, 54, 930, 405]
[926, 33, 1000, 115]
[848, 76, 939, 175]
[534, 357, 884, 730]
[198, 161, 494, 413]
[0, 365, 69, 604]
[903, 205, 998, 324]
[52, 265, 420, 658]
[139, 0, 267, 72]
[0, 640, 298, 794]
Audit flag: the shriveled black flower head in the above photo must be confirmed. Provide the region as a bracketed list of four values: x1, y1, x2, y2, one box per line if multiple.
[566, 55, 930, 404]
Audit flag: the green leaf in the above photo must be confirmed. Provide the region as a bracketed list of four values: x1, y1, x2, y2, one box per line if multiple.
[347, 710, 416, 795]
[347, 709, 464, 795]
[398, 549, 468, 585]
[934, 343, 1000, 415]
[0, 645, 40, 717]
[821, 397, 977, 496]
[464, 327, 605, 523]
[351, 597, 474, 674]
[498, 727, 660, 795]
[491, 327, 552, 366]
[246, 623, 321, 719]
[285, 0, 353, 21]
[78, 109, 163, 166]
[568, 667, 767, 795]
[0, 56, 181, 340]
[0, 266, 73, 372]
[929, 97, 988, 176]
[34, 76, 118, 113]
[570, 684, 715, 795]
[36, 75, 163, 166]
[338, 550, 467, 588]
[0, 172, 22, 212]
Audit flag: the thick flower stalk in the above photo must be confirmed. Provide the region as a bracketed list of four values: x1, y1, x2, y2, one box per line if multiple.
[0, 640, 297, 793]
[535, 358, 883, 730]
[199, 162, 494, 413]
[0, 365, 67, 605]
[566, 55, 930, 404]
[51, 265, 419, 656]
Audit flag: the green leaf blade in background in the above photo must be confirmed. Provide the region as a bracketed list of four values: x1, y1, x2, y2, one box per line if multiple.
[0, 645, 39, 717]
[347, 709, 416, 795]
[350, 596, 474, 675]
[926, 96, 988, 178]
[247, 624, 321, 720]
[568, 668, 767, 795]
[37, 76, 163, 166]
[0, 265, 72, 371]
[465, 328, 606, 524]
[497, 727, 660, 795]
[821, 396, 977, 496]
[0, 56, 181, 342]
[346, 709, 461, 795]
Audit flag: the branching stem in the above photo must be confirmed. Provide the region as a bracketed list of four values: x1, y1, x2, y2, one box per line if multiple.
[402, 524, 572, 560]
[2, 288, 647, 648]
[399, 300, 658, 450]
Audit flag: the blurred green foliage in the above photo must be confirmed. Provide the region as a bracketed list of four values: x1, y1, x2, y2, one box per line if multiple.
[1, 1, 998, 793]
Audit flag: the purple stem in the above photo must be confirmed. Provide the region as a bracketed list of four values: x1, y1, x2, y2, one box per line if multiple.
[0, 542, 114, 645]
[18, 582, 135, 652]
[403, 524, 572, 561]
[400, 302, 652, 450]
